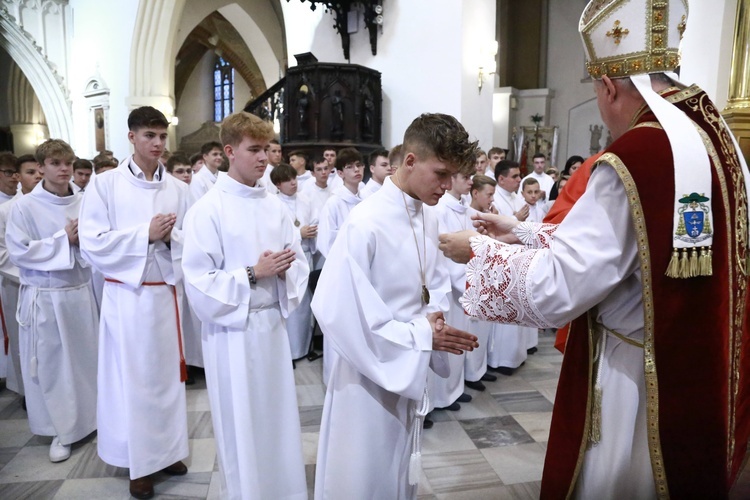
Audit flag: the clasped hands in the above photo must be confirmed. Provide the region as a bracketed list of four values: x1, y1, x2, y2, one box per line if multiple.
[438, 212, 521, 264]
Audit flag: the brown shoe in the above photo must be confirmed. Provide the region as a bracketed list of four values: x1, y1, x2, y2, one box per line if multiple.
[129, 476, 154, 499]
[162, 460, 188, 476]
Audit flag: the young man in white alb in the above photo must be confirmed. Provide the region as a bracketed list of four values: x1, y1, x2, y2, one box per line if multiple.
[7, 140, 98, 464]
[190, 140, 224, 200]
[360, 148, 393, 199]
[312, 114, 479, 499]
[79, 106, 191, 499]
[182, 111, 308, 499]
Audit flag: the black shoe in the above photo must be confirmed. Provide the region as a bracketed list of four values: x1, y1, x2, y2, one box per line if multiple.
[527, 346, 538, 355]
[21, 397, 26, 411]
[491, 366, 515, 376]
[129, 477, 154, 499]
[437, 402, 460, 411]
[465, 380, 486, 391]
[423, 417, 434, 429]
[481, 373, 497, 382]
[457, 393, 472, 403]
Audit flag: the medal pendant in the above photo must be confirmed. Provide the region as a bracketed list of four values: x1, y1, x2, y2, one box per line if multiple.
[421, 285, 430, 305]
[294, 219, 300, 227]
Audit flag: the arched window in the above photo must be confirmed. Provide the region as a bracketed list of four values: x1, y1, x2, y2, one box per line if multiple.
[214, 57, 234, 122]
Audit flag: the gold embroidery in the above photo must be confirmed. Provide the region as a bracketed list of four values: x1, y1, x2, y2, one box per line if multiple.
[677, 15, 687, 39]
[596, 152, 670, 499]
[694, 125, 736, 471]
[686, 89, 747, 475]
[566, 312, 597, 499]
[606, 20, 630, 44]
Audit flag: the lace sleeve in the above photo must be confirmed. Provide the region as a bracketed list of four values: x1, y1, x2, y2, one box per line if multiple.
[511, 222, 558, 249]
[459, 235, 553, 328]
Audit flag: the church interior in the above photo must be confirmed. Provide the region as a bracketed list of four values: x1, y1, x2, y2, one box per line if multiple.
[1, 0, 750, 498]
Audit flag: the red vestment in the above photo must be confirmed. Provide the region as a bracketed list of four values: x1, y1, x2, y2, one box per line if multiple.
[541, 86, 750, 498]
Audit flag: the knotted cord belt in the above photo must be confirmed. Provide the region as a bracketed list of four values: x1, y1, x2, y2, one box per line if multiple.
[104, 278, 187, 382]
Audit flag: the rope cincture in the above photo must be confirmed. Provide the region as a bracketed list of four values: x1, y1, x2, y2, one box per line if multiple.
[409, 388, 430, 486]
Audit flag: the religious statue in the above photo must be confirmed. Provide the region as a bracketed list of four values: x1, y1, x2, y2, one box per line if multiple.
[589, 124, 603, 154]
[331, 90, 344, 139]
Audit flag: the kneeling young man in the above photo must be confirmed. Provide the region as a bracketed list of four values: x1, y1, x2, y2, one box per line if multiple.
[311, 113, 479, 499]
[182, 112, 309, 499]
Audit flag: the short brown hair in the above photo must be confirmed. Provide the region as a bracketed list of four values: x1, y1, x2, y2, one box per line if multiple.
[471, 174, 496, 192]
[0, 153, 17, 172]
[73, 158, 93, 171]
[368, 148, 389, 167]
[402, 114, 478, 176]
[94, 157, 118, 172]
[35, 139, 75, 165]
[388, 145, 403, 168]
[15, 154, 36, 169]
[128, 106, 169, 131]
[166, 154, 191, 172]
[270, 163, 297, 185]
[522, 178, 539, 189]
[488, 147, 505, 158]
[220, 111, 274, 147]
[334, 147, 363, 171]
[201, 141, 222, 155]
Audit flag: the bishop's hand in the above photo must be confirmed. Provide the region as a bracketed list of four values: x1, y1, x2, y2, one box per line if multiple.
[428, 311, 478, 355]
[471, 212, 522, 244]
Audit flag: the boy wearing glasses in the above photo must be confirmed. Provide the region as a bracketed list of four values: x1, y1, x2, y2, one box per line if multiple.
[0, 155, 42, 400]
[6, 140, 98, 464]
[0, 153, 19, 203]
[166, 154, 194, 186]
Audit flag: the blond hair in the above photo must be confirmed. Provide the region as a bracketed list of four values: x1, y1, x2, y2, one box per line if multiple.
[35, 139, 75, 165]
[220, 112, 274, 147]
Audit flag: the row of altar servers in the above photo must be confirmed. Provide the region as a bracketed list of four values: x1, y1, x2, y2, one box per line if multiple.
[0, 161, 538, 430]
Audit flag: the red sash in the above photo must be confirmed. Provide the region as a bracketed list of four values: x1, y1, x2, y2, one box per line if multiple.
[104, 278, 188, 383]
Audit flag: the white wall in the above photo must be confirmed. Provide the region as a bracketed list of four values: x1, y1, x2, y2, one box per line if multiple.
[281, 0, 494, 148]
[176, 50, 214, 144]
[68, 0, 139, 158]
[545, 0, 593, 166]
[460, 0, 497, 151]
[680, 0, 737, 110]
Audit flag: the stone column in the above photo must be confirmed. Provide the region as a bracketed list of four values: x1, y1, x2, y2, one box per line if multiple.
[723, 0, 750, 161]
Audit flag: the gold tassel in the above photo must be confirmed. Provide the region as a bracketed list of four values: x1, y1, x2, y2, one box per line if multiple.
[689, 247, 699, 277]
[705, 248, 713, 276]
[679, 248, 689, 278]
[589, 386, 602, 446]
[665, 248, 680, 278]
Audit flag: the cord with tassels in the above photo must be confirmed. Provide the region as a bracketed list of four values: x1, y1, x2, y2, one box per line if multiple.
[665, 246, 713, 278]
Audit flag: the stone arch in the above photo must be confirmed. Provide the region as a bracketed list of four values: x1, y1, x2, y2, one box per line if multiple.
[0, 8, 72, 142]
[129, 0, 287, 119]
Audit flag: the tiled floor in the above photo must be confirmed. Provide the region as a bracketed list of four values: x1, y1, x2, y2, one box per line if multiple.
[1, 331, 749, 499]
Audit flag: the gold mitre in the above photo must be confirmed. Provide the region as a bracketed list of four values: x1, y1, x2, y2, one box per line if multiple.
[580, 0, 688, 79]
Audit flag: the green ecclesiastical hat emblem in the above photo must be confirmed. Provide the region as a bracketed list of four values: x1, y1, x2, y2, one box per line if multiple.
[675, 192, 712, 243]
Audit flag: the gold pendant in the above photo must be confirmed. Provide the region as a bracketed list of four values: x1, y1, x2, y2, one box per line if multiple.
[421, 285, 430, 305]
[294, 219, 300, 227]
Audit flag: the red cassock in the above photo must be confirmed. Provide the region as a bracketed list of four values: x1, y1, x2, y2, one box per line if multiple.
[541, 86, 750, 498]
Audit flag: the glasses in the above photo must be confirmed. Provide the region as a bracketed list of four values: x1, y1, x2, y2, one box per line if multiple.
[0, 170, 16, 177]
[344, 163, 364, 170]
